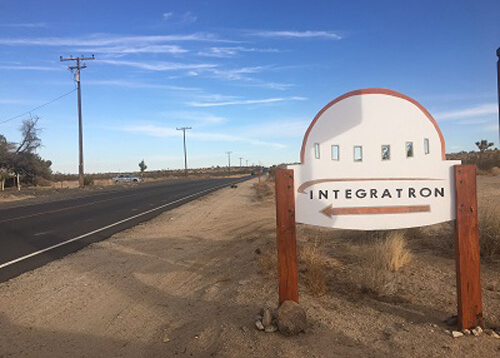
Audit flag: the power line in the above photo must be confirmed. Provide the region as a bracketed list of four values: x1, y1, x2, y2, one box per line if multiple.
[0, 87, 77, 125]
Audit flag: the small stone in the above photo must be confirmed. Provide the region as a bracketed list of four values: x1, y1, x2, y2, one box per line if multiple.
[262, 308, 272, 327]
[430, 323, 438, 328]
[446, 316, 458, 326]
[255, 320, 265, 331]
[162, 335, 170, 343]
[264, 324, 278, 333]
[444, 330, 451, 335]
[241, 326, 249, 333]
[278, 300, 307, 336]
[452, 331, 464, 338]
[472, 326, 483, 336]
[490, 330, 500, 339]
[462, 329, 471, 336]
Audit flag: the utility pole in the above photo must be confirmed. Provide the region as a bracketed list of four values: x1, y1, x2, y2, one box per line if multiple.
[60, 54, 95, 188]
[225, 151, 232, 171]
[177, 127, 192, 176]
[239, 157, 243, 167]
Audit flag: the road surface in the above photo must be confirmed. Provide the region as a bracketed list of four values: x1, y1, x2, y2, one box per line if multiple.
[0, 176, 249, 282]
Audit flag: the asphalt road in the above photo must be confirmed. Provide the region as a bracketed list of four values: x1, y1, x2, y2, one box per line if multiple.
[0, 176, 250, 282]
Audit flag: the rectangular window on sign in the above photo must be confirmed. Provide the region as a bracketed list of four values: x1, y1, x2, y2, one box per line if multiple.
[381, 145, 390, 160]
[354, 146, 362, 162]
[331, 145, 339, 160]
[424, 138, 430, 154]
[314, 143, 320, 159]
[406, 142, 414, 158]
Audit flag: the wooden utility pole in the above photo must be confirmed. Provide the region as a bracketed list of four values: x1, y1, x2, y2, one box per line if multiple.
[177, 127, 192, 176]
[60, 55, 95, 188]
[225, 151, 232, 172]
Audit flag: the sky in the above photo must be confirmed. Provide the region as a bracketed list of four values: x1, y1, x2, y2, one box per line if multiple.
[0, 0, 498, 174]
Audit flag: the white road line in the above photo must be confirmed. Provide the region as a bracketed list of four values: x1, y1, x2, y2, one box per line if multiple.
[0, 181, 237, 270]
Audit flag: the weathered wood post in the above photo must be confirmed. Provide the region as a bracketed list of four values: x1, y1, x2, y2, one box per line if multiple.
[454, 165, 483, 329]
[275, 169, 299, 304]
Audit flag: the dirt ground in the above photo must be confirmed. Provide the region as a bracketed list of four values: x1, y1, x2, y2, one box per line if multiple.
[0, 177, 499, 357]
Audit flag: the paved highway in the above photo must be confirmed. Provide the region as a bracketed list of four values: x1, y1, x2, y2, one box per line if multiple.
[0, 176, 250, 282]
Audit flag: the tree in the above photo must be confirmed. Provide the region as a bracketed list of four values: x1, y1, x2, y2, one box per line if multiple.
[475, 139, 494, 152]
[139, 159, 147, 173]
[16, 115, 42, 154]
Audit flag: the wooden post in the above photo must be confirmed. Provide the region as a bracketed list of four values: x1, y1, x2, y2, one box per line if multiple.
[454, 165, 482, 329]
[275, 169, 299, 304]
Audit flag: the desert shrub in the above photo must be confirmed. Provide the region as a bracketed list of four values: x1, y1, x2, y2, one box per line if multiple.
[479, 204, 500, 260]
[256, 249, 277, 277]
[84, 176, 94, 186]
[358, 232, 412, 296]
[253, 181, 273, 201]
[298, 244, 328, 296]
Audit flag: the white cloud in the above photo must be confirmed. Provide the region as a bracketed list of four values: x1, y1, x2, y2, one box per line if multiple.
[82, 44, 188, 54]
[0, 23, 47, 28]
[85, 79, 200, 91]
[187, 96, 307, 107]
[98, 59, 217, 71]
[160, 111, 227, 125]
[161, 11, 197, 24]
[123, 125, 285, 148]
[0, 33, 227, 47]
[198, 46, 279, 58]
[435, 103, 498, 121]
[0, 65, 58, 71]
[249, 30, 342, 40]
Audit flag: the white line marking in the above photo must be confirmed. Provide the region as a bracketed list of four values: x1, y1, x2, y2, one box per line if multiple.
[0, 181, 239, 270]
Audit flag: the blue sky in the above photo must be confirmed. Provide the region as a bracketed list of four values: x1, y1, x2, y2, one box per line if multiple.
[0, 0, 498, 173]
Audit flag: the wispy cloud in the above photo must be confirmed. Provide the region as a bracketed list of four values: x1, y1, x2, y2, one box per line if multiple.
[86, 79, 200, 91]
[123, 125, 286, 148]
[207, 66, 266, 81]
[435, 103, 498, 121]
[249, 30, 342, 40]
[81, 44, 188, 54]
[0, 33, 227, 47]
[98, 59, 217, 71]
[162, 11, 197, 25]
[160, 111, 226, 125]
[187, 96, 307, 107]
[0, 65, 58, 71]
[0, 23, 47, 28]
[198, 46, 279, 58]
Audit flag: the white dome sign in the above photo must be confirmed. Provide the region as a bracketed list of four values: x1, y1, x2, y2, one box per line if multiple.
[289, 88, 461, 230]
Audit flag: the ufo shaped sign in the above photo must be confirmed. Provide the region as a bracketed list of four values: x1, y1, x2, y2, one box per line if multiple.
[288, 88, 461, 230]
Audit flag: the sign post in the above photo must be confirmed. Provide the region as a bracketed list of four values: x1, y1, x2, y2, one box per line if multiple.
[275, 169, 299, 304]
[454, 165, 483, 329]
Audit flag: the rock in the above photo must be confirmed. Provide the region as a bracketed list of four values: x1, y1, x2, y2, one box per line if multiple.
[452, 331, 464, 338]
[265, 325, 278, 333]
[255, 319, 265, 331]
[472, 326, 483, 336]
[162, 335, 170, 343]
[241, 326, 249, 333]
[262, 308, 272, 327]
[490, 330, 500, 339]
[277, 300, 307, 336]
[445, 315, 458, 326]
[462, 329, 471, 336]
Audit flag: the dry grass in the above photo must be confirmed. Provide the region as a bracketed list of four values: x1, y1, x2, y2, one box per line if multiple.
[358, 231, 412, 296]
[256, 249, 278, 277]
[479, 203, 500, 260]
[298, 244, 328, 296]
[253, 181, 273, 201]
